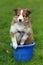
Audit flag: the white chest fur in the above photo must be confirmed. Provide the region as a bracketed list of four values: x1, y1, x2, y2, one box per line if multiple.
[10, 23, 31, 34]
[15, 23, 25, 31]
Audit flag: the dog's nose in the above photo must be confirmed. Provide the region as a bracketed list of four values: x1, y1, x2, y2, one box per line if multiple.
[19, 19, 22, 22]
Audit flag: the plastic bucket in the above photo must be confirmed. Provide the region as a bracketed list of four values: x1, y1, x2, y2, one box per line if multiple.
[10, 42, 35, 61]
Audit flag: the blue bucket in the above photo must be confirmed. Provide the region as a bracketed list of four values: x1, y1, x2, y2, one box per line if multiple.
[10, 42, 35, 61]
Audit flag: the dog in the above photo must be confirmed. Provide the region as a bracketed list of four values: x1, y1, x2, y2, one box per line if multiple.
[10, 8, 34, 49]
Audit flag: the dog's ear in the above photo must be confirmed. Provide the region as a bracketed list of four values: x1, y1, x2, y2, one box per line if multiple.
[13, 8, 18, 15]
[26, 10, 31, 16]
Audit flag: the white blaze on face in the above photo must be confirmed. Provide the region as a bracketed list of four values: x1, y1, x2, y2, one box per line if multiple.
[17, 10, 24, 22]
[21, 10, 23, 15]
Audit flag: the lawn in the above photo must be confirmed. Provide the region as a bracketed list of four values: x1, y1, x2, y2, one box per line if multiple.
[0, 0, 43, 65]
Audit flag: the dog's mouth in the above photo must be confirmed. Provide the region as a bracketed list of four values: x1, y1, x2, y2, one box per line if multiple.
[18, 21, 29, 26]
[14, 18, 24, 23]
[14, 17, 29, 25]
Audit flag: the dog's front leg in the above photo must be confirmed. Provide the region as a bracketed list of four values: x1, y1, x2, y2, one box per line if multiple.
[10, 24, 18, 49]
[20, 34, 28, 45]
[11, 32, 18, 49]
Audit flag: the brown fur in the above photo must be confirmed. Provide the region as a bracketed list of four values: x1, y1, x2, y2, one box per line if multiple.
[24, 21, 34, 44]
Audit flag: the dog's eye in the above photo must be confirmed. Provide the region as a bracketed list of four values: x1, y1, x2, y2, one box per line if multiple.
[23, 15, 26, 17]
[17, 15, 19, 16]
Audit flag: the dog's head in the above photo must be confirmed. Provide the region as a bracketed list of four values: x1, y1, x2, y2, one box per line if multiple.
[13, 8, 31, 23]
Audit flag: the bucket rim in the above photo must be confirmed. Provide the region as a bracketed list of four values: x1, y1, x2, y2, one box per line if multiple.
[10, 42, 35, 48]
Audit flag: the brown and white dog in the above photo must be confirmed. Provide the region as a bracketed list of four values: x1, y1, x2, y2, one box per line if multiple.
[10, 8, 34, 49]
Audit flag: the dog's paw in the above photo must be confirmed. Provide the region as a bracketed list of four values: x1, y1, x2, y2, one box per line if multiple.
[13, 43, 18, 49]
[20, 41, 24, 45]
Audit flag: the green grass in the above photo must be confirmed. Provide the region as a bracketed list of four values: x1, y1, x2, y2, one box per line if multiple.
[0, 0, 43, 65]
